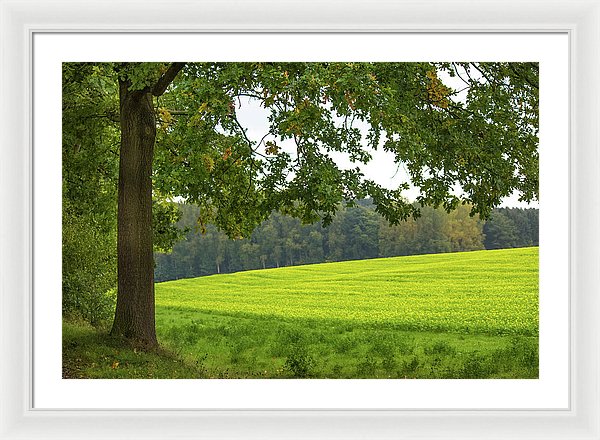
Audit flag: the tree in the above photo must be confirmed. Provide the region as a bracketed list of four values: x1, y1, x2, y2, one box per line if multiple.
[62, 64, 119, 325]
[503, 207, 538, 247]
[110, 63, 187, 346]
[482, 207, 539, 249]
[63, 62, 538, 347]
[378, 213, 419, 257]
[483, 210, 519, 249]
[444, 204, 485, 252]
[326, 206, 379, 261]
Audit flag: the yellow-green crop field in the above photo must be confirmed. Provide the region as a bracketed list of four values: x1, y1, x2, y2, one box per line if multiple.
[151, 247, 538, 379]
[157, 247, 538, 336]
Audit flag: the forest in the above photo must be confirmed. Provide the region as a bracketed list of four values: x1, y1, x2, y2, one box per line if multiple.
[154, 203, 539, 282]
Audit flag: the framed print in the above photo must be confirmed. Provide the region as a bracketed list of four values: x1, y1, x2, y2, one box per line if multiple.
[36, 33, 562, 408]
[1, 0, 599, 439]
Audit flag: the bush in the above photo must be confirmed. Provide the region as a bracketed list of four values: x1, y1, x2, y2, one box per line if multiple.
[62, 205, 117, 327]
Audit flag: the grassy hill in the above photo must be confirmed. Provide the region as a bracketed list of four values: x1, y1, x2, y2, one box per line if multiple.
[156, 247, 538, 336]
[64, 247, 539, 379]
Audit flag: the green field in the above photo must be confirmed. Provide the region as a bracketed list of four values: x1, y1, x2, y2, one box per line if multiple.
[148, 247, 538, 379]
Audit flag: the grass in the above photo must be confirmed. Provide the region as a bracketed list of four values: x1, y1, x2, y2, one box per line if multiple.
[156, 247, 538, 335]
[62, 320, 205, 379]
[154, 310, 538, 379]
[64, 247, 539, 379]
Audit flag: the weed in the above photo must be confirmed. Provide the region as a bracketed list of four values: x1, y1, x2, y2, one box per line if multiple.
[356, 355, 378, 376]
[399, 356, 420, 377]
[331, 364, 343, 377]
[283, 344, 315, 378]
[396, 337, 415, 356]
[369, 338, 395, 357]
[334, 335, 355, 354]
[381, 353, 397, 373]
[461, 353, 489, 378]
[424, 340, 456, 356]
[195, 353, 209, 376]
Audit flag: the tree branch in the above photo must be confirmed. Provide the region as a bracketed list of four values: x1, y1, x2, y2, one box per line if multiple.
[152, 63, 186, 97]
[470, 64, 494, 86]
[230, 111, 270, 159]
[160, 109, 190, 116]
[508, 64, 539, 90]
[451, 63, 472, 87]
[78, 112, 120, 123]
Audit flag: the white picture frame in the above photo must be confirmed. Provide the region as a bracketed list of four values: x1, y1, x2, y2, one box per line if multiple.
[1, 0, 599, 438]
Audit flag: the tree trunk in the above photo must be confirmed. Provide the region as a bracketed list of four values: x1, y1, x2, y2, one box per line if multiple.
[111, 81, 158, 348]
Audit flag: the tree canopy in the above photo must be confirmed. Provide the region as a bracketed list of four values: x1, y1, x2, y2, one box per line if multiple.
[154, 62, 538, 230]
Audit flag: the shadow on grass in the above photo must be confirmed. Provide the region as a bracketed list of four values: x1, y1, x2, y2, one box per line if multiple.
[62, 320, 206, 379]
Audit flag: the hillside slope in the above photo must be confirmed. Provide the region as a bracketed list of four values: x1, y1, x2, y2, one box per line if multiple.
[156, 247, 538, 336]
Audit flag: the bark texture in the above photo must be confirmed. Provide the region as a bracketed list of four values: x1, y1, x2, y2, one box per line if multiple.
[111, 81, 158, 347]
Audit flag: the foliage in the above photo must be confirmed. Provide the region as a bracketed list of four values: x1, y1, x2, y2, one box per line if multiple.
[283, 344, 316, 378]
[62, 64, 119, 325]
[152, 198, 187, 253]
[62, 201, 117, 326]
[154, 203, 537, 281]
[148, 62, 539, 239]
[484, 207, 539, 249]
[62, 63, 186, 325]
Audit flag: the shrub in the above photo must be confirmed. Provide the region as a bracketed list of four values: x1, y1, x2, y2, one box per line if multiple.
[62, 206, 117, 327]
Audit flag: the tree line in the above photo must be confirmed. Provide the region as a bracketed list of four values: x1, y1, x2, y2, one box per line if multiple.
[155, 202, 539, 282]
